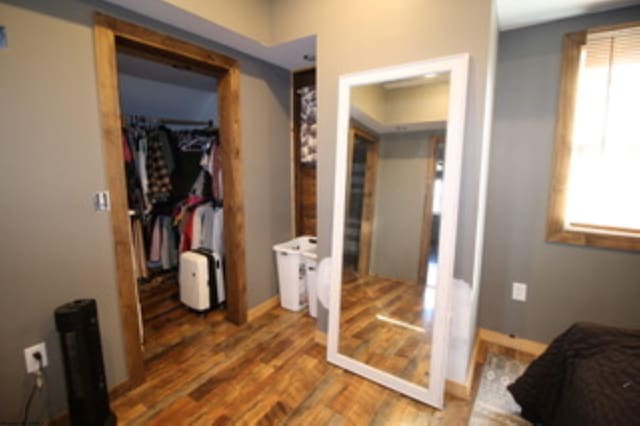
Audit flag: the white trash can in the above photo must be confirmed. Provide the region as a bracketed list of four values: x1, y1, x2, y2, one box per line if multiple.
[302, 245, 318, 318]
[273, 236, 316, 311]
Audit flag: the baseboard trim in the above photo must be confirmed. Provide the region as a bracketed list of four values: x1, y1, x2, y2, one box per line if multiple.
[109, 379, 132, 399]
[247, 296, 280, 322]
[477, 328, 547, 357]
[49, 379, 131, 425]
[314, 329, 327, 346]
[445, 331, 481, 400]
[445, 379, 469, 400]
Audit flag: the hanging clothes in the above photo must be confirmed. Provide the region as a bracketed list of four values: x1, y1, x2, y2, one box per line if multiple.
[201, 143, 223, 202]
[180, 209, 196, 253]
[190, 204, 206, 250]
[134, 131, 151, 211]
[147, 215, 178, 270]
[187, 202, 224, 255]
[122, 132, 145, 215]
[146, 129, 173, 204]
[121, 118, 223, 278]
[212, 207, 224, 255]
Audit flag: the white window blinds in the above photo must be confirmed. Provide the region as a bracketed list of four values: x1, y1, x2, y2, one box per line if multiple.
[565, 25, 640, 234]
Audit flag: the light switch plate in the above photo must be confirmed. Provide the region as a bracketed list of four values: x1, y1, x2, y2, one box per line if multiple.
[512, 282, 527, 302]
[94, 190, 110, 211]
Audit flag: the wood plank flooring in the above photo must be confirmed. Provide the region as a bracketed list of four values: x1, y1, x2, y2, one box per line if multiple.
[139, 273, 180, 322]
[339, 276, 434, 387]
[112, 306, 475, 425]
[139, 272, 227, 363]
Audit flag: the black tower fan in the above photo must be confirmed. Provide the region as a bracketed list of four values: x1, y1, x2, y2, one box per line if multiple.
[54, 299, 116, 426]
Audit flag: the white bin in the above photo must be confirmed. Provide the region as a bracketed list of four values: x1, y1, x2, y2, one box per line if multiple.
[302, 247, 318, 318]
[273, 236, 316, 311]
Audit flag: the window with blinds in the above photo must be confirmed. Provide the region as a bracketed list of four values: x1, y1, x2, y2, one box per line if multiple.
[547, 23, 640, 250]
[566, 26, 640, 235]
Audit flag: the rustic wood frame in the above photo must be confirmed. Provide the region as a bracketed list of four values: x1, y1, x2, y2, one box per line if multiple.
[546, 30, 640, 251]
[94, 13, 247, 387]
[293, 68, 317, 236]
[353, 128, 379, 277]
[417, 134, 444, 285]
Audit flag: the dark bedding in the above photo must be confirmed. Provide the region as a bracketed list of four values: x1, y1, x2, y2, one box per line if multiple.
[508, 322, 640, 425]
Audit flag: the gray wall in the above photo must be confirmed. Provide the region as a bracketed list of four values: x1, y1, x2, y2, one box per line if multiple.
[479, 6, 640, 343]
[370, 132, 429, 282]
[118, 74, 218, 122]
[0, 0, 290, 421]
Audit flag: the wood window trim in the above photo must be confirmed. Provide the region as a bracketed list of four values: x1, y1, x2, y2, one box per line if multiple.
[546, 30, 640, 251]
[94, 13, 248, 387]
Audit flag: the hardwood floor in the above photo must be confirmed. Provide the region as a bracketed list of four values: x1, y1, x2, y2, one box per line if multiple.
[112, 306, 475, 425]
[138, 272, 188, 361]
[339, 276, 434, 387]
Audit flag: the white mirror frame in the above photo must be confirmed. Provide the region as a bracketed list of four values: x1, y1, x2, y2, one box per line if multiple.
[327, 53, 470, 409]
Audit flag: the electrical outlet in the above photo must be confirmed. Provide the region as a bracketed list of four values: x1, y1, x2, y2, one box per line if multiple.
[512, 282, 527, 302]
[24, 342, 48, 373]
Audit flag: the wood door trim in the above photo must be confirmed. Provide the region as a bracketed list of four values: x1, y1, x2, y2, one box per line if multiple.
[418, 135, 443, 285]
[356, 129, 379, 276]
[293, 69, 316, 236]
[94, 13, 247, 388]
[341, 129, 357, 280]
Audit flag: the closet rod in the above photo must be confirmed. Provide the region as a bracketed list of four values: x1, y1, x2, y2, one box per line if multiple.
[123, 114, 213, 127]
[160, 118, 213, 126]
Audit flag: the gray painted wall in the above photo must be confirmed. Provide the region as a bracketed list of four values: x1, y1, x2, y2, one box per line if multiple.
[0, 0, 290, 421]
[479, 6, 640, 343]
[370, 132, 429, 282]
[118, 74, 218, 122]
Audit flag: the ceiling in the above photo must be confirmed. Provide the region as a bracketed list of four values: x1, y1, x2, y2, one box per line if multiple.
[497, 0, 640, 31]
[105, 0, 639, 70]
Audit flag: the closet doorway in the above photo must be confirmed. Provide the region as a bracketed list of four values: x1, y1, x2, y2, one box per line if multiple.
[94, 14, 247, 387]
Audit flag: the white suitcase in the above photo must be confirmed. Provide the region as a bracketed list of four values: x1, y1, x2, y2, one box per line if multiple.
[179, 249, 225, 312]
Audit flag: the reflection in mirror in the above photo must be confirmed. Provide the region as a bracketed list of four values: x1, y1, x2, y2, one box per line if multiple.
[338, 73, 450, 388]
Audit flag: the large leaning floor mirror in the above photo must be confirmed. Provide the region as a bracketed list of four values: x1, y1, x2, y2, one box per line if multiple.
[328, 55, 469, 408]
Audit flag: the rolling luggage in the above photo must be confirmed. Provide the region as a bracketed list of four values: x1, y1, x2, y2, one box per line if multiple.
[179, 249, 225, 312]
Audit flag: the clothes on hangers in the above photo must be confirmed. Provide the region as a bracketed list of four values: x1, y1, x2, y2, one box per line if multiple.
[121, 116, 223, 276]
[146, 129, 173, 204]
[190, 203, 224, 255]
[210, 144, 222, 200]
[203, 143, 223, 201]
[122, 132, 145, 215]
[147, 215, 179, 271]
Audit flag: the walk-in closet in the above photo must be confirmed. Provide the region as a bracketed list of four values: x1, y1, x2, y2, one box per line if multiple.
[117, 46, 225, 361]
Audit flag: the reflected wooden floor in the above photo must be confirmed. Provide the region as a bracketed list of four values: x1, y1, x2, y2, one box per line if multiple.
[112, 305, 474, 425]
[339, 276, 435, 387]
